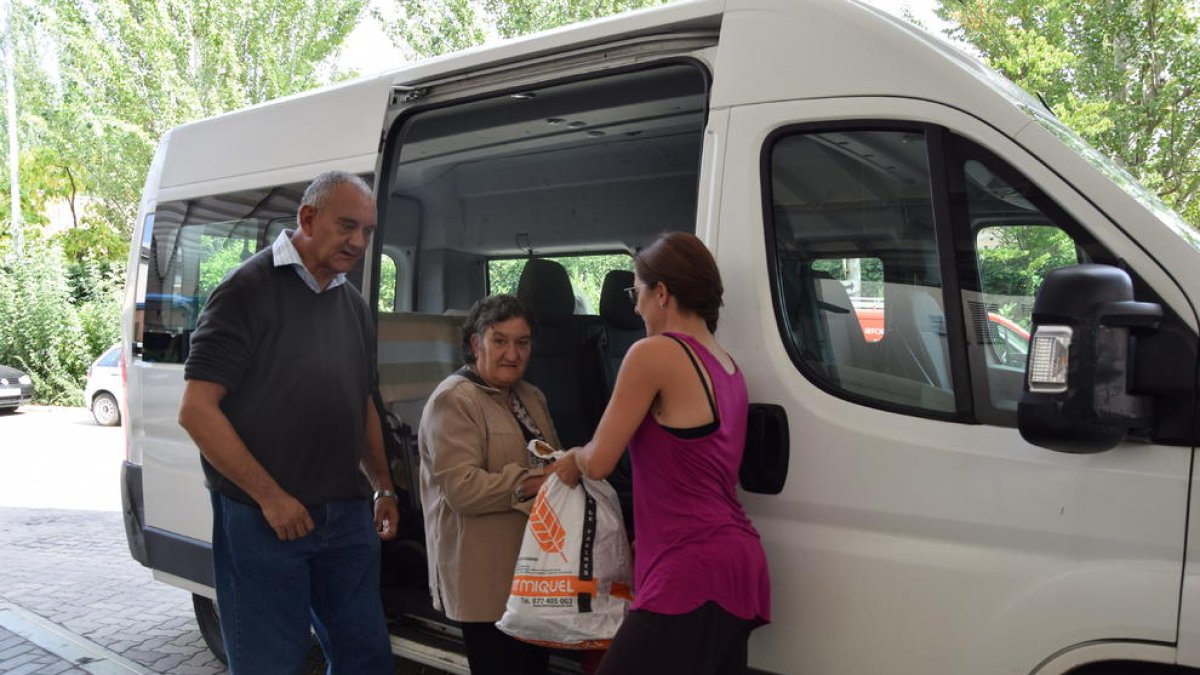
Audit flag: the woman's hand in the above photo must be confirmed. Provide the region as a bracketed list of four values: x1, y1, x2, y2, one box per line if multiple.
[551, 449, 583, 487]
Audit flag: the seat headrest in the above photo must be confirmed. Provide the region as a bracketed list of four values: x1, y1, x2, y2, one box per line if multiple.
[517, 258, 575, 321]
[599, 270, 642, 330]
[813, 271, 854, 314]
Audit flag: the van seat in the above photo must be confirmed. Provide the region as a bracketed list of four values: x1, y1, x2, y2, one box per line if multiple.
[813, 272, 874, 372]
[597, 269, 643, 537]
[883, 285, 951, 391]
[598, 269, 645, 391]
[377, 312, 464, 427]
[517, 258, 608, 449]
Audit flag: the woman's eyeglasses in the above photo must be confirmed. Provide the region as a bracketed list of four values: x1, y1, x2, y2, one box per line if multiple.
[624, 286, 638, 305]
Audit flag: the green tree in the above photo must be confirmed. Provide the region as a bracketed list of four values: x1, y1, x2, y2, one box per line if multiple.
[0, 239, 91, 404]
[488, 254, 634, 313]
[375, 0, 670, 59]
[935, 0, 1200, 226]
[977, 225, 1076, 326]
[0, 0, 367, 404]
[4, 0, 367, 260]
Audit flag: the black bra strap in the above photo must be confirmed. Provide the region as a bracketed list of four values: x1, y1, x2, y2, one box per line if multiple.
[665, 334, 718, 423]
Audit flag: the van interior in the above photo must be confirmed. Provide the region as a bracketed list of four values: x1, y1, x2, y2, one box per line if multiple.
[370, 61, 710, 646]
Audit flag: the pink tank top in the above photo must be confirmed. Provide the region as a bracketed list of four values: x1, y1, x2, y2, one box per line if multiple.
[627, 332, 771, 623]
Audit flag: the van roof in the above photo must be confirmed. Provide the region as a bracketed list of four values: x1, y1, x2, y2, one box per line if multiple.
[155, 0, 1040, 198]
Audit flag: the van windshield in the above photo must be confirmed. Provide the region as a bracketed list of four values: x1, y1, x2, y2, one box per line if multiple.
[1022, 103, 1200, 253]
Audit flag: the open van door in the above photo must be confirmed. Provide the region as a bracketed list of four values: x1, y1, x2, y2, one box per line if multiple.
[715, 96, 1194, 675]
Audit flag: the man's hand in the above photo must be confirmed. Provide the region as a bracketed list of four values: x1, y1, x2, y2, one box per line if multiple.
[374, 496, 399, 541]
[260, 493, 315, 541]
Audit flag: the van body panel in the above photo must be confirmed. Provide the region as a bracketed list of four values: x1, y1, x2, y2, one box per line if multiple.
[695, 108, 730, 246]
[157, 74, 392, 193]
[152, 569, 214, 599]
[381, 0, 724, 90]
[123, 133, 172, 467]
[156, 154, 378, 205]
[1031, 643, 1177, 675]
[718, 97, 1190, 673]
[137, 362, 211, 542]
[709, 0, 1034, 140]
[1176, 455, 1200, 666]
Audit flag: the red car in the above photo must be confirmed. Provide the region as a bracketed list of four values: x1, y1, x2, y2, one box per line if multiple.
[855, 307, 1029, 366]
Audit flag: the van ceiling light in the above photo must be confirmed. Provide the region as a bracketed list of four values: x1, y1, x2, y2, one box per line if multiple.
[568, 121, 587, 128]
[1027, 325, 1072, 393]
[510, 92, 537, 100]
[587, 130, 605, 137]
[546, 117, 565, 125]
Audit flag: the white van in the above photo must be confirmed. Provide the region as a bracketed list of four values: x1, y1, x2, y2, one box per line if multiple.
[118, 0, 1200, 672]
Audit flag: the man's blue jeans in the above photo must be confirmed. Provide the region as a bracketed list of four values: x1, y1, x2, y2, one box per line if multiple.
[210, 491, 393, 674]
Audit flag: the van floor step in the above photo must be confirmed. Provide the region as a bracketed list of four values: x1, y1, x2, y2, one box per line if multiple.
[388, 619, 587, 674]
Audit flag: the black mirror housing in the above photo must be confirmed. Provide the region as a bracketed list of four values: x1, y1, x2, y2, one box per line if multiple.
[1018, 264, 1161, 453]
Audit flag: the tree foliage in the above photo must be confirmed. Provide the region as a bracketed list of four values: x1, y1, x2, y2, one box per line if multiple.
[6, 0, 367, 254]
[375, 0, 669, 59]
[0, 0, 366, 403]
[489, 254, 634, 313]
[935, 0, 1200, 226]
[0, 240, 91, 404]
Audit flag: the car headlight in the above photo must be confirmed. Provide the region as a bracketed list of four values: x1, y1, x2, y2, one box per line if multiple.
[18, 375, 32, 385]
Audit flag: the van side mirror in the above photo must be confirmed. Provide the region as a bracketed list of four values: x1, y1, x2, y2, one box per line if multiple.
[1018, 264, 1161, 453]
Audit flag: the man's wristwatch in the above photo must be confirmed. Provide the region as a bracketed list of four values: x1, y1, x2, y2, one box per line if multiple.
[514, 481, 532, 503]
[373, 489, 397, 503]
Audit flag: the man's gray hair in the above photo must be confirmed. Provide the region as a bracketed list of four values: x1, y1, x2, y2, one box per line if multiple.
[300, 171, 373, 211]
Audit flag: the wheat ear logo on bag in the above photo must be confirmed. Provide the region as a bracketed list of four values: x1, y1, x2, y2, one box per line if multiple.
[529, 490, 568, 562]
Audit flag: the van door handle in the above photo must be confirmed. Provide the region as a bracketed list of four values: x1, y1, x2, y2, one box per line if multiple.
[741, 403, 790, 495]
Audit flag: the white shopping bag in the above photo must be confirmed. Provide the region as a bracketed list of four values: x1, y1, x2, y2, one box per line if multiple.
[496, 469, 633, 650]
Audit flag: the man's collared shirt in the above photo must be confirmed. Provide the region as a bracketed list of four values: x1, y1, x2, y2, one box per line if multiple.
[271, 229, 347, 294]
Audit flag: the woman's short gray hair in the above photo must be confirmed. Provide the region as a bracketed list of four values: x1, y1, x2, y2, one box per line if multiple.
[300, 171, 373, 211]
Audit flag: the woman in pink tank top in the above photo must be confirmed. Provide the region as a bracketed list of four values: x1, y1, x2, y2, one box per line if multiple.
[553, 232, 771, 675]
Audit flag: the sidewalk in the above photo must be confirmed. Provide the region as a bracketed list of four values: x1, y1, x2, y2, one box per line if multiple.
[0, 606, 146, 675]
[0, 623, 84, 675]
[0, 507, 226, 675]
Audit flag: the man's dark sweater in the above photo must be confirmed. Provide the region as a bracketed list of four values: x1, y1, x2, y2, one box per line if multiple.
[184, 248, 376, 506]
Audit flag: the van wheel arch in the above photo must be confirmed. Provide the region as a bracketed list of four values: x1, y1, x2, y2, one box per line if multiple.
[1066, 662, 1200, 675]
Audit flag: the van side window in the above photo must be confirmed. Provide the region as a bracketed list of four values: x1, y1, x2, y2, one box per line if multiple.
[139, 183, 330, 363]
[767, 128, 956, 415]
[488, 254, 634, 315]
[137, 175, 374, 363]
[378, 253, 398, 312]
[811, 257, 885, 341]
[766, 126, 1128, 424]
[949, 140, 1093, 425]
[969, 224, 1074, 410]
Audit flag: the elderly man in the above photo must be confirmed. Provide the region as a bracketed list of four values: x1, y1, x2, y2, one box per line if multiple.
[179, 171, 397, 674]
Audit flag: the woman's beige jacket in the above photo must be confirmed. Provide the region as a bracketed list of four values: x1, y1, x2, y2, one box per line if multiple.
[417, 371, 561, 622]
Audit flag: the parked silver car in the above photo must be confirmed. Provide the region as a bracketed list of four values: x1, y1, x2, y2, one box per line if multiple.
[0, 364, 34, 413]
[83, 345, 124, 426]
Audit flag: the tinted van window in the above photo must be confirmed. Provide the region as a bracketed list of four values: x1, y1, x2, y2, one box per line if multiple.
[767, 128, 954, 414]
[138, 183, 305, 363]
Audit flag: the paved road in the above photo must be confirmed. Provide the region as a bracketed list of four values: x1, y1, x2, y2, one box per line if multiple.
[0, 406, 449, 674]
[0, 406, 124, 512]
[0, 405, 221, 673]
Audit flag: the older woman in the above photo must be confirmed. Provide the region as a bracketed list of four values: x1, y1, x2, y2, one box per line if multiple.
[418, 294, 561, 675]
